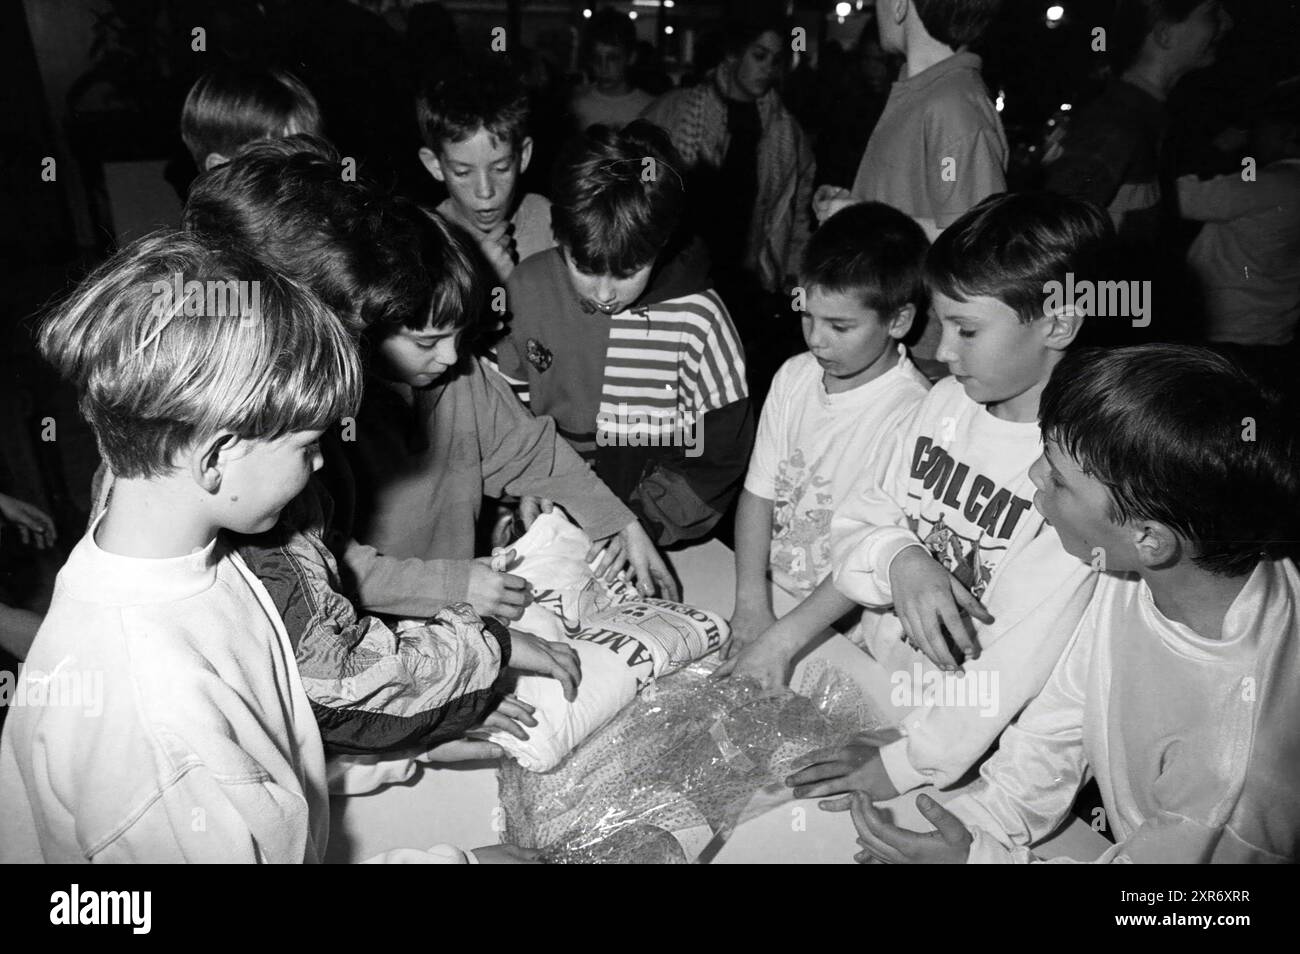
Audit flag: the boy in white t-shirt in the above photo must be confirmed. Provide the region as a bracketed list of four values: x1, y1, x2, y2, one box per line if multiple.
[718, 203, 931, 663]
[850, 345, 1300, 864]
[729, 194, 1115, 803]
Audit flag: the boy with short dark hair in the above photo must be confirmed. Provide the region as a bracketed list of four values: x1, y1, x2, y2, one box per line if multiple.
[851, 344, 1300, 863]
[416, 56, 554, 281]
[495, 121, 754, 547]
[718, 203, 931, 661]
[181, 65, 323, 171]
[732, 193, 1111, 802]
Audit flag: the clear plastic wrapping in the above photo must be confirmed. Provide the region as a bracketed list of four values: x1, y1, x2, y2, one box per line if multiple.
[498, 660, 880, 863]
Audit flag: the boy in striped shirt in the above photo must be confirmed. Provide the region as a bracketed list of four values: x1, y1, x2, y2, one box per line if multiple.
[496, 121, 755, 546]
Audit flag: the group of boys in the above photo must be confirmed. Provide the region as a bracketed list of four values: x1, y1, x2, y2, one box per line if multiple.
[1, 0, 1297, 864]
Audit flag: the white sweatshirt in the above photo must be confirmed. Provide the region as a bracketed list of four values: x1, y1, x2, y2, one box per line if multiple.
[745, 346, 930, 596]
[0, 523, 472, 864]
[829, 377, 1096, 792]
[948, 560, 1300, 863]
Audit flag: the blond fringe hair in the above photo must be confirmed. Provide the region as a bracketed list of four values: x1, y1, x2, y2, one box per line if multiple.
[40, 230, 362, 478]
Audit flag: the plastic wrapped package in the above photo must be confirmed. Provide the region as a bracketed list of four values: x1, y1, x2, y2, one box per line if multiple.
[485, 513, 729, 771]
[499, 660, 883, 863]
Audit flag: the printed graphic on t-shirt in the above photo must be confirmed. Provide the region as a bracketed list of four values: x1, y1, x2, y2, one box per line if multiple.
[905, 436, 1034, 598]
[770, 447, 833, 593]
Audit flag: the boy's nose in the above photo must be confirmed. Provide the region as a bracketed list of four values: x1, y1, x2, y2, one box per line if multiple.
[311, 450, 325, 473]
[1027, 454, 1048, 491]
[475, 175, 495, 199]
[935, 325, 959, 364]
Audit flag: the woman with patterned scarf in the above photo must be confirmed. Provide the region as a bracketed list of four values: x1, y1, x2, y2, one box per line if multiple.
[642, 20, 816, 298]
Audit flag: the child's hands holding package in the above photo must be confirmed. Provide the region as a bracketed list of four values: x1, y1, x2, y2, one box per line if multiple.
[888, 545, 993, 672]
[505, 629, 583, 702]
[469, 549, 532, 621]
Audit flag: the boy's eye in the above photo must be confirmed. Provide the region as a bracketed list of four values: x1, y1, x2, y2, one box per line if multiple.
[829, 325, 850, 334]
[958, 328, 977, 339]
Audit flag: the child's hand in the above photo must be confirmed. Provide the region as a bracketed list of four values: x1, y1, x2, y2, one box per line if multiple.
[850, 793, 972, 864]
[472, 844, 542, 864]
[469, 553, 531, 621]
[479, 221, 517, 282]
[519, 495, 554, 530]
[712, 623, 795, 689]
[421, 738, 504, 762]
[463, 693, 537, 745]
[588, 521, 679, 599]
[507, 630, 582, 701]
[0, 493, 56, 550]
[719, 603, 778, 661]
[888, 546, 993, 671]
[812, 184, 854, 224]
[785, 731, 900, 803]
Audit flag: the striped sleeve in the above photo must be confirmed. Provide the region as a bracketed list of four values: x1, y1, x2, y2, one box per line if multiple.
[681, 290, 748, 412]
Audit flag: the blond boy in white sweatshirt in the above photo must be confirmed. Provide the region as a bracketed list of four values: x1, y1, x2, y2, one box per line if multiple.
[0, 233, 555, 863]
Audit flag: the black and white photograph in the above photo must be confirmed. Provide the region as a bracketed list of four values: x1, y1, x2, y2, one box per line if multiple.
[0, 0, 1296, 902]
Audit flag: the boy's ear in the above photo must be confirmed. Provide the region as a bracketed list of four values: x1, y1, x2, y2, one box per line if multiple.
[1131, 519, 1182, 571]
[203, 152, 228, 171]
[1041, 304, 1084, 351]
[419, 146, 446, 183]
[892, 0, 911, 26]
[888, 303, 917, 340]
[191, 431, 237, 495]
[518, 137, 534, 175]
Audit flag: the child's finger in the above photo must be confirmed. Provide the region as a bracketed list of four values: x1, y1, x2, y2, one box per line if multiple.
[792, 778, 855, 800]
[711, 656, 736, 679]
[916, 794, 971, 845]
[916, 612, 959, 671]
[501, 693, 535, 714]
[818, 795, 853, 812]
[482, 712, 529, 741]
[655, 568, 680, 601]
[955, 586, 995, 624]
[785, 760, 850, 788]
[499, 571, 529, 592]
[496, 697, 538, 727]
[789, 744, 845, 771]
[937, 601, 977, 663]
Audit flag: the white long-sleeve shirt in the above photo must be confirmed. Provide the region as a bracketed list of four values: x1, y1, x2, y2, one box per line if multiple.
[829, 377, 1096, 792]
[948, 559, 1300, 863]
[0, 523, 472, 864]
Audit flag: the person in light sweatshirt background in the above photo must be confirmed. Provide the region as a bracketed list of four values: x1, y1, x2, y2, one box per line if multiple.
[813, 0, 1008, 367]
[736, 193, 1114, 803]
[850, 345, 1300, 864]
[0, 232, 534, 862]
